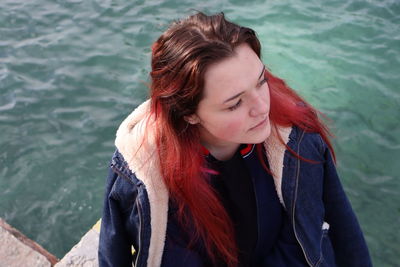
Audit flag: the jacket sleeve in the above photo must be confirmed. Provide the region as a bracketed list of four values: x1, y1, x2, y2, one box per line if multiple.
[322, 142, 373, 267]
[98, 166, 134, 267]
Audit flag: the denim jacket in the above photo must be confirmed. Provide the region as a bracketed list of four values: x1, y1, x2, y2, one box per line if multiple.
[98, 100, 372, 267]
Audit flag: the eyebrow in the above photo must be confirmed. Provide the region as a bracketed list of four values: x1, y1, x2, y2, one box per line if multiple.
[223, 65, 266, 104]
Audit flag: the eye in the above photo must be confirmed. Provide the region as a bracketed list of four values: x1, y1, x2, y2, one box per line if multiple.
[259, 77, 268, 87]
[228, 99, 242, 111]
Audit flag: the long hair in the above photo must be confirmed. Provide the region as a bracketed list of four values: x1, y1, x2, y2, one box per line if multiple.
[149, 12, 334, 266]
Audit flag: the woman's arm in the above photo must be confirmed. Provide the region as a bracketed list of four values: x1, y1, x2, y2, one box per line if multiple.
[98, 166, 135, 267]
[322, 142, 373, 267]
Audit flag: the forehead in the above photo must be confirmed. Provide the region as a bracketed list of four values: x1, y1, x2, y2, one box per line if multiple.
[202, 44, 262, 103]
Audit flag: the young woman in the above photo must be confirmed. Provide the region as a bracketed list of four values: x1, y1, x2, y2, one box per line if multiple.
[98, 12, 372, 267]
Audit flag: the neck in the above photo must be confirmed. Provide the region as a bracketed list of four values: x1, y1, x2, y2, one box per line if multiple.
[202, 142, 240, 161]
[197, 125, 240, 161]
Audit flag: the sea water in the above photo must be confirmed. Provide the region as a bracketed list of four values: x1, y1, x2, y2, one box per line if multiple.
[0, 0, 399, 265]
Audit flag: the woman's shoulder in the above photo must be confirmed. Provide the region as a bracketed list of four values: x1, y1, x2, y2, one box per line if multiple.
[287, 125, 327, 158]
[106, 149, 146, 202]
[269, 124, 323, 148]
[111, 149, 143, 182]
[291, 125, 325, 144]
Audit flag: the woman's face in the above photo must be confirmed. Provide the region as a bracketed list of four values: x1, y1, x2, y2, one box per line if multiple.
[187, 44, 271, 155]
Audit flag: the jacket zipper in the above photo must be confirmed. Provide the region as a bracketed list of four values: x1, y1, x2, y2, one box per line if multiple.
[134, 197, 143, 267]
[290, 131, 314, 267]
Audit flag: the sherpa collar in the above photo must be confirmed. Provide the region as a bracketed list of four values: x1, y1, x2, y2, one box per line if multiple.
[115, 100, 291, 266]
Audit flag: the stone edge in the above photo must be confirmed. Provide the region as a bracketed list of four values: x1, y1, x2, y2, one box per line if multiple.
[0, 218, 59, 266]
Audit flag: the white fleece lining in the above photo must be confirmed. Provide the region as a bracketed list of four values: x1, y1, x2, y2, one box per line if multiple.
[115, 100, 168, 267]
[264, 126, 292, 208]
[115, 100, 292, 266]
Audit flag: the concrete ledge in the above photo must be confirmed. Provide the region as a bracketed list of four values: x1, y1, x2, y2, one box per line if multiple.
[0, 218, 103, 267]
[55, 220, 101, 267]
[0, 218, 58, 267]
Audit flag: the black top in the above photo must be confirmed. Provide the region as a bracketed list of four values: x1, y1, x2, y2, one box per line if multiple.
[163, 144, 307, 266]
[208, 145, 308, 267]
[209, 148, 258, 266]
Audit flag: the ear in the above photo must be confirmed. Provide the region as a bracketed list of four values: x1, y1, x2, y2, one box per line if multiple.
[184, 114, 200, 125]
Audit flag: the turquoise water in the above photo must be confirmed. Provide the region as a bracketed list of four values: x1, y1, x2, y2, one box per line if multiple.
[1, 0, 399, 265]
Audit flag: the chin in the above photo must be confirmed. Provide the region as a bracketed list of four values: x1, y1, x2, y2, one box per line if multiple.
[255, 123, 271, 144]
[249, 123, 272, 144]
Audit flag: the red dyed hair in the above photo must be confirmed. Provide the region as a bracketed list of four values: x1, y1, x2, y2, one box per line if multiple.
[149, 12, 334, 266]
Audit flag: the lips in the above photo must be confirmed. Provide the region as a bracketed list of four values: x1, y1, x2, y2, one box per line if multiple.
[249, 117, 268, 131]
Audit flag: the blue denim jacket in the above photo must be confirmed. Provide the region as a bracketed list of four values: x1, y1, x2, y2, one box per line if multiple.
[98, 101, 372, 267]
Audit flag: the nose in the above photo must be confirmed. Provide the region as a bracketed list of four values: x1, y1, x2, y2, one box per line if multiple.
[249, 90, 269, 117]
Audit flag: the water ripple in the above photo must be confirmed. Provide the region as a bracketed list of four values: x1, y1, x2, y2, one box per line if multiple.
[1, 0, 399, 265]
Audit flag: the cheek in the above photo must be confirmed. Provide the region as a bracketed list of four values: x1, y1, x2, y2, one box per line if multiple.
[212, 118, 245, 139]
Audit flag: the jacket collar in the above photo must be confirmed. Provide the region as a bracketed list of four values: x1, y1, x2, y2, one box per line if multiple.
[202, 143, 255, 158]
[115, 100, 168, 267]
[114, 100, 291, 266]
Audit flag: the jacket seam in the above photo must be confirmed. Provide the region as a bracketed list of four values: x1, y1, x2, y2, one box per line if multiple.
[111, 164, 136, 185]
[317, 134, 325, 157]
[291, 129, 316, 267]
[134, 197, 144, 267]
[316, 229, 329, 267]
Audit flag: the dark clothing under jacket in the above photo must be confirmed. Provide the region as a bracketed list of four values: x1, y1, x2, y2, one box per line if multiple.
[98, 100, 372, 267]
